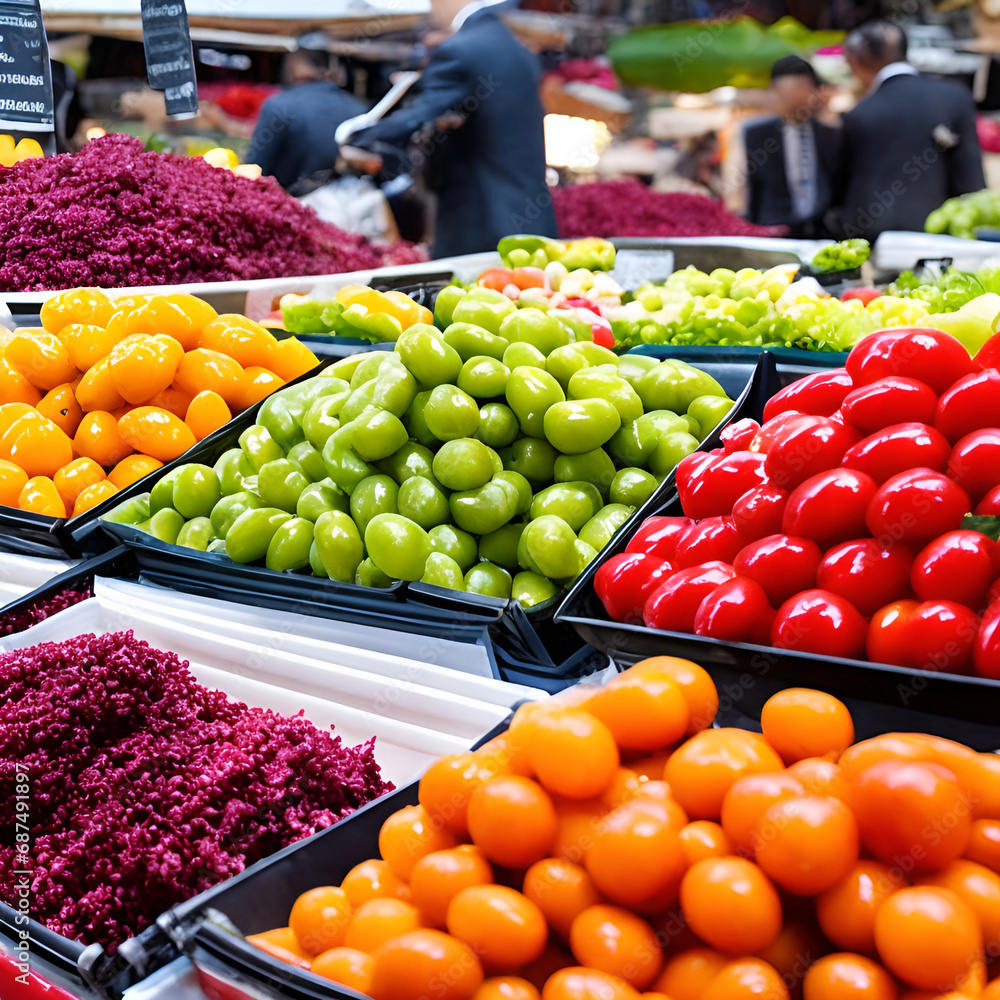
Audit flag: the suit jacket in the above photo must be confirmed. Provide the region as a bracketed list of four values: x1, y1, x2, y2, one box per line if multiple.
[836, 73, 986, 241]
[355, 12, 557, 259]
[744, 116, 843, 237]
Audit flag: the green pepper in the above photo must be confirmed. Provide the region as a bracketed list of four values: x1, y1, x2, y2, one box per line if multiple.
[328, 350, 386, 383]
[529, 482, 601, 531]
[500, 308, 571, 357]
[396, 325, 463, 389]
[493, 470, 532, 515]
[340, 381, 376, 423]
[240, 425, 285, 473]
[257, 379, 345, 453]
[636, 361, 726, 413]
[579, 503, 633, 551]
[215, 448, 251, 495]
[211, 491, 264, 539]
[309, 540, 328, 578]
[352, 406, 410, 462]
[568, 369, 643, 423]
[617, 353, 660, 387]
[404, 391, 438, 448]
[297, 481, 349, 521]
[546, 342, 618, 390]
[314, 510, 364, 582]
[502, 437, 558, 486]
[371, 355, 418, 417]
[432, 438, 494, 491]
[443, 322, 509, 362]
[506, 367, 565, 438]
[173, 464, 222, 520]
[512, 571, 559, 608]
[477, 403, 520, 449]
[258, 458, 311, 513]
[350, 474, 399, 536]
[434, 285, 467, 328]
[428, 524, 479, 571]
[551, 311, 594, 344]
[397, 476, 450, 529]
[450, 480, 516, 535]
[365, 513, 431, 581]
[149, 468, 182, 514]
[688, 394, 734, 439]
[337, 303, 404, 343]
[558, 237, 616, 272]
[356, 556, 395, 588]
[610, 468, 659, 507]
[225, 507, 292, 563]
[149, 507, 185, 544]
[649, 432, 701, 477]
[498, 234, 562, 267]
[543, 398, 622, 454]
[350, 351, 391, 389]
[321, 437, 377, 495]
[517, 514, 578, 579]
[478, 522, 525, 572]
[281, 296, 338, 335]
[302, 397, 343, 451]
[451, 288, 517, 337]
[177, 516, 215, 551]
[458, 356, 510, 400]
[102, 495, 150, 526]
[266, 517, 314, 571]
[465, 562, 512, 599]
[286, 441, 327, 483]
[378, 441, 436, 484]
[421, 552, 465, 591]
[554, 448, 617, 500]
[424, 385, 481, 441]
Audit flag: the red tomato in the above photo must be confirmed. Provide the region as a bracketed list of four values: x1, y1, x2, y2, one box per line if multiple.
[693, 576, 775, 644]
[867, 600, 919, 667]
[816, 538, 914, 617]
[749, 411, 810, 454]
[840, 375, 938, 433]
[771, 589, 868, 659]
[591, 326, 615, 350]
[643, 562, 736, 633]
[911, 530, 998, 611]
[732, 484, 788, 542]
[782, 467, 878, 548]
[478, 268, 516, 292]
[847, 328, 977, 395]
[842, 422, 951, 483]
[674, 517, 744, 569]
[947, 428, 1000, 502]
[625, 516, 694, 562]
[675, 450, 721, 500]
[720, 418, 760, 454]
[935, 369, 1000, 442]
[974, 599, 1000, 679]
[761, 369, 853, 424]
[865, 469, 971, 549]
[677, 450, 767, 520]
[763, 415, 858, 491]
[872, 599, 981, 673]
[973, 329, 1000, 370]
[733, 534, 822, 607]
[841, 287, 882, 305]
[975, 485, 1000, 515]
[594, 552, 674, 624]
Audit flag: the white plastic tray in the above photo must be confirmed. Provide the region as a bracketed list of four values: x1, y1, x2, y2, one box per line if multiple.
[0, 553, 77, 606]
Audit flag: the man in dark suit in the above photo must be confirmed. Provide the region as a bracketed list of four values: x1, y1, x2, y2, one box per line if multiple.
[744, 56, 842, 238]
[344, 0, 557, 259]
[836, 21, 986, 241]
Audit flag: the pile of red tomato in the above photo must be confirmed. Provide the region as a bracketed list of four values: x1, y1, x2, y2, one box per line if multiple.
[247, 657, 1000, 1000]
[596, 327, 1000, 678]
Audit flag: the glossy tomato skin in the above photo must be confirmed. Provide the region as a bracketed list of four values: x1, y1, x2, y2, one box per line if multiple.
[847, 328, 977, 395]
[867, 600, 919, 667]
[911, 530, 999, 611]
[974, 599, 1000, 679]
[594, 552, 674, 624]
[733, 534, 822, 607]
[947, 427, 1000, 502]
[693, 576, 775, 644]
[817, 538, 914, 617]
[935, 368, 1000, 442]
[865, 468, 971, 549]
[720, 418, 760, 454]
[763, 415, 858, 492]
[840, 376, 938, 433]
[732, 485, 788, 542]
[908, 600, 981, 673]
[761, 369, 853, 424]
[973, 329, 1000, 370]
[771, 589, 868, 660]
[678, 450, 767, 520]
[842, 422, 951, 483]
[643, 561, 736, 633]
[841, 287, 882, 305]
[975, 484, 1000, 515]
[782, 467, 878, 548]
[675, 450, 721, 502]
[674, 517, 744, 569]
[625, 516, 694, 562]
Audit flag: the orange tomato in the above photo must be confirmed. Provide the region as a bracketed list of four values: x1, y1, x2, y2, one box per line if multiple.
[238, 366, 286, 410]
[625, 753, 671, 782]
[568, 904, 662, 990]
[599, 768, 644, 809]
[755, 795, 860, 895]
[288, 886, 352, 957]
[472, 977, 541, 1000]
[185, 390, 232, 442]
[522, 858, 602, 941]
[344, 897, 425, 954]
[61, 324, 121, 372]
[5, 331, 78, 390]
[965, 819, 1000, 873]
[918, 859, 1000, 948]
[173, 348, 244, 408]
[587, 670, 690, 753]
[447, 885, 547, 972]
[126, 295, 214, 351]
[760, 688, 855, 764]
[550, 797, 610, 864]
[679, 857, 783, 955]
[370, 929, 484, 1000]
[802, 954, 898, 1000]
[74, 411, 134, 468]
[378, 804, 457, 882]
[37, 383, 83, 437]
[419, 752, 493, 838]
[270, 336, 319, 381]
[341, 859, 411, 910]
[72, 480, 118, 516]
[0, 355, 42, 405]
[837, 734, 937, 784]
[7, 417, 74, 479]
[467, 776, 557, 870]
[0, 404, 37, 447]
[678, 821, 733, 867]
[720, 771, 805, 854]
[245, 927, 311, 970]
[528, 710, 620, 800]
[54, 457, 106, 510]
[625, 657, 718, 734]
[970, 752, 1000, 820]
[788, 757, 851, 800]
[816, 860, 904, 956]
[0, 459, 28, 507]
[983, 981, 1000, 1000]
[310, 946, 375, 992]
[117, 407, 197, 463]
[109, 334, 184, 404]
[702, 958, 790, 1000]
[665, 728, 785, 821]
[18, 476, 66, 517]
[653, 948, 728, 1000]
[108, 454, 164, 490]
[541, 967, 639, 1000]
[76, 357, 126, 413]
[201, 315, 280, 368]
[146, 386, 194, 420]
[40, 288, 115, 333]
[754, 921, 824, 988]
[633, 781, 689, 830]
[474, 733, 534, 779]
[409, 846, 494, 928]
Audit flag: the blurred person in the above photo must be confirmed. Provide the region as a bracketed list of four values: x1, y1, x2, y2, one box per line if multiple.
[342, 0, 556, 258]
[247, 47, 365, 191]
[744, 56, 842, 238]
[835, 20, 985, 241]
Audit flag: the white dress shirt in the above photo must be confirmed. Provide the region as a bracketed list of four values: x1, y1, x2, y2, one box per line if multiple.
[869, 61, 919, 94]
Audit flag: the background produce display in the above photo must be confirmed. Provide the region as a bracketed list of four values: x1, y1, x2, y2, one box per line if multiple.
[594, 326, 1000, 680]
[0, 287, 319, 519]
[242, 659, 1000, 1000]
[925, 189, 1000, 240]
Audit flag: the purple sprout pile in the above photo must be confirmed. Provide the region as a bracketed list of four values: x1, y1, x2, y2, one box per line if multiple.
[0, 134, 425, 292]
[0, 631, 392, 949]
[0, 586, 92, 636]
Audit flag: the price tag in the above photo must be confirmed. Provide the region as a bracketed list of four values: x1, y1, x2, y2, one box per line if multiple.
[611, 249, 675, 291]
[0, 0, 54, 133]
[141, 0, 198, 118]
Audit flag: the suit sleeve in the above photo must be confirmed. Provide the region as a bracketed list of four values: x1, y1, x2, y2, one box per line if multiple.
[948, 91, 987, 197]
[353, 47, 473, 149]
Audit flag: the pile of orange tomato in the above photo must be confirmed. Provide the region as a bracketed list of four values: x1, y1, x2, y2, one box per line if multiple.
[248, 657, 1000, 1000]
[0, 287, 318, 518]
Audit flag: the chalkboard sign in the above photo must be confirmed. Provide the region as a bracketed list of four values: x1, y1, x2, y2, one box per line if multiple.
[0, 0, 54, 133]
[140, 0, 198, 118]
